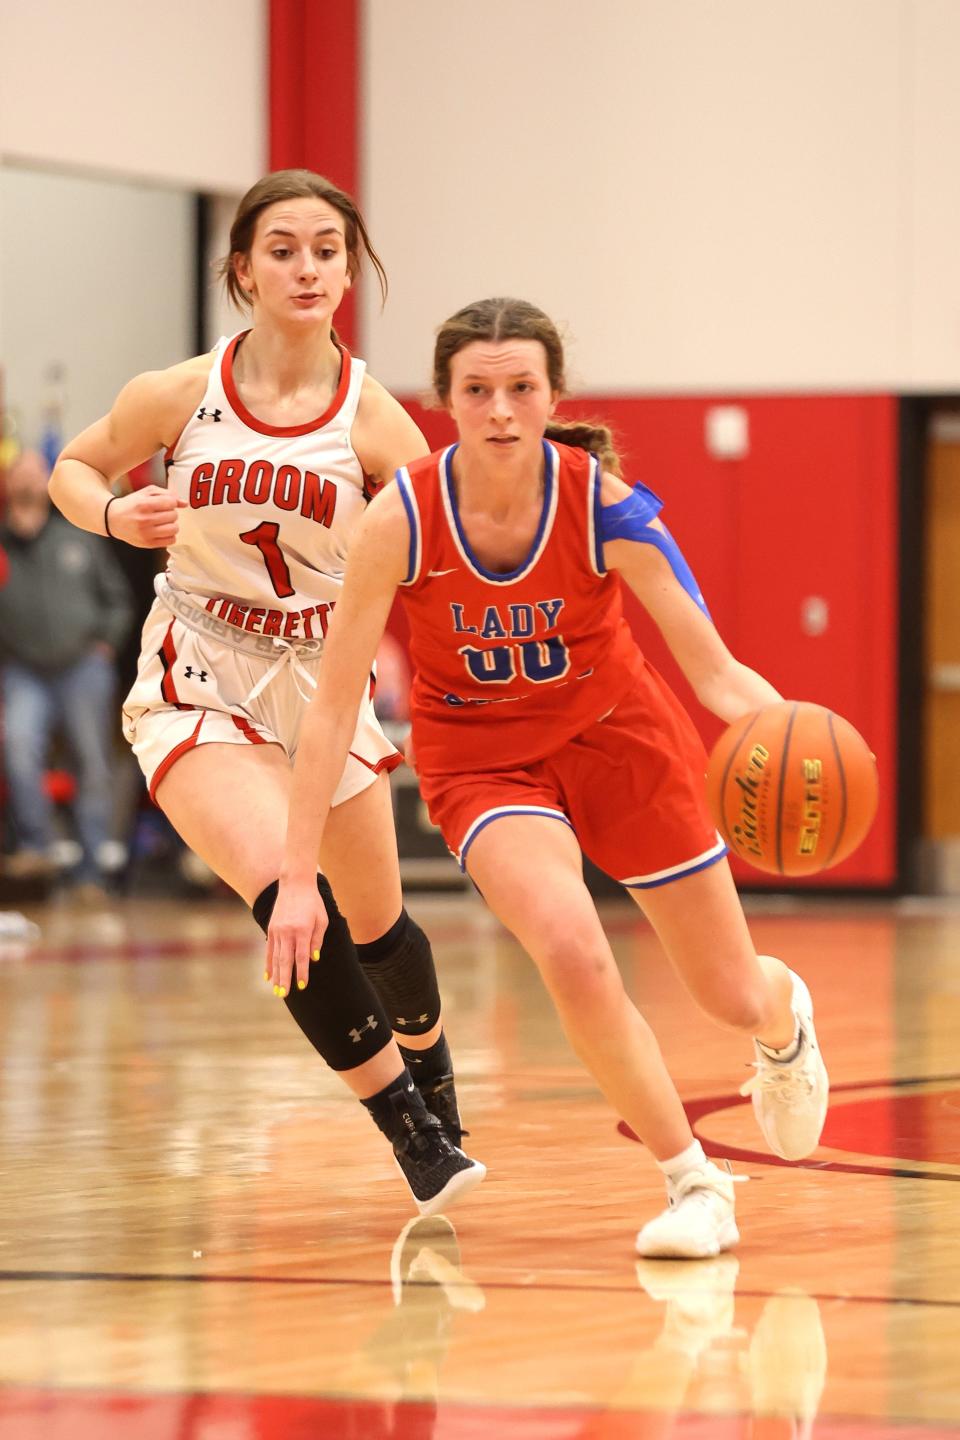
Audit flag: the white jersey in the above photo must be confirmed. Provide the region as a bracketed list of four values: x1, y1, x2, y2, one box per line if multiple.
[163, 330, 371, 645]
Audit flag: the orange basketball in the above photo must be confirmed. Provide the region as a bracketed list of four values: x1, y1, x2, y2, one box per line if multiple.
[705, 701, 879, 876]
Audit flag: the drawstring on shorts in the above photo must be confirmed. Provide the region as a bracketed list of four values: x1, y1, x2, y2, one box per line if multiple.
[241, 636, 318, 708]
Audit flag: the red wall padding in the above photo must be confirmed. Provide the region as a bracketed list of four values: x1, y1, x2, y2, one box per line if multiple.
[269, 0, 359, 349]
[396, 394, 899, 889]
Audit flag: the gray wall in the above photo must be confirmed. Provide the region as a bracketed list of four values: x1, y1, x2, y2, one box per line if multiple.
[0, 167, 194, 448]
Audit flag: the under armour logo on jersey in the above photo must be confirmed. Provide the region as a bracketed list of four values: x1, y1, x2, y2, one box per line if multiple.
[196, 407, 222, 421]
[395, 1013, 430, 1028]
[184, 666, 208, 682]
[348, 1015, 379, 1043]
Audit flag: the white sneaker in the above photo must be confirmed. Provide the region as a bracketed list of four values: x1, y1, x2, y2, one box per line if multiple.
[741, 970, 829, 1160]
[635, 1162, 740, 1259]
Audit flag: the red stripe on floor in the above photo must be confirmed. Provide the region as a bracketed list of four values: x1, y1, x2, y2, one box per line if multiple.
[0, 1389, 957, 1440]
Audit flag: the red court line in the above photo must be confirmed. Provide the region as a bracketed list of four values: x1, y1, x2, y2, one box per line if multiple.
[21, 937, 258, 964]
[18, 915, 512, 965]
[618, 1074, 960, 1183]
[20, 919, 482, 965]
[0, 1389, 958, 1440]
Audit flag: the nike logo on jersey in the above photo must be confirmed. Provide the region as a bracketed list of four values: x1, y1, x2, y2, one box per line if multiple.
[427, 567, 458, 578]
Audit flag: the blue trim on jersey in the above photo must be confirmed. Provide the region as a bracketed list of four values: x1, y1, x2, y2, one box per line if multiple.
[599, 485, 710, 619]
[622, 843, 728, 890]
[443, 442, 555, 583]
[395, 471, 419, 584]
[640, 524, 712, 619]
[599, 482, 664, 539]
[591, 456, 606, 575]
[459, 805, 574, 870]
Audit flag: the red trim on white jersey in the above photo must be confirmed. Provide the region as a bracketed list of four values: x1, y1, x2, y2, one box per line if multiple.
[158, 620, 183, 706]
[231, 714, 269, 745]
[162, 332, 367, 617]
[348, 749, 403, 775]
[221, 332, 353, 437]
[149, 714, 205, 801]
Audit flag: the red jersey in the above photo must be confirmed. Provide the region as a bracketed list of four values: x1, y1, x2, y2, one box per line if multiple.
[395, 440, 646, 776]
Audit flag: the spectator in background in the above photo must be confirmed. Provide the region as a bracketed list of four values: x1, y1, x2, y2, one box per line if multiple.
[0, 449, 134, 898]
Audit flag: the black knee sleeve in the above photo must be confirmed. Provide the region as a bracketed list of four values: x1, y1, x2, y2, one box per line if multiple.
[355, 909, 442, 1036]
[252, 876, 393, 1070]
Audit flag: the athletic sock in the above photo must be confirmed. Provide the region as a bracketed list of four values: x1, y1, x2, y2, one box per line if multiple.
[656, 1139, 708, 1188]
[399, 1031, 452, 1086]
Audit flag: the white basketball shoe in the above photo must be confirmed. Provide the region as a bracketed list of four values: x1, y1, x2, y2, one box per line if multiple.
[740, 969, 829, 1160]
[635, 1162, 740, 1260]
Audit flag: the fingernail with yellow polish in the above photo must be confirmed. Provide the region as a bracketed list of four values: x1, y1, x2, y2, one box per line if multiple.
[297, 980, 306, 990]
[278, 987, 287, 998]
[312, 949, 320, 961]
[273, 985, 280, 996]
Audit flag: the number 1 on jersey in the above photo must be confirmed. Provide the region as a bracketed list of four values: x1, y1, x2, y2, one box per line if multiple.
[240, 521, 295, 599]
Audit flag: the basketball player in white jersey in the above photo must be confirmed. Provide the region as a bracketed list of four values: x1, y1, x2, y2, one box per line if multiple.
[48, 170, 484, 1217]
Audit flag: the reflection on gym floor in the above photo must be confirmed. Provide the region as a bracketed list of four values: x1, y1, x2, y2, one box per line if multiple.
[1, 893, 959, 1439]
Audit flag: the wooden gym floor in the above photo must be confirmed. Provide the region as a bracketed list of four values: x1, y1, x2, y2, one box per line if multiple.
[1, 889, 959, 1439]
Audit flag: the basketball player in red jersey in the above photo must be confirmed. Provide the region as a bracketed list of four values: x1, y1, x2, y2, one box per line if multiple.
[268, 296, 831, 1258]
[47, 171, 485, 1218]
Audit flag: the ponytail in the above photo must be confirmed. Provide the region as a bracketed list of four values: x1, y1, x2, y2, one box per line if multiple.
[545, 418, 622, 477]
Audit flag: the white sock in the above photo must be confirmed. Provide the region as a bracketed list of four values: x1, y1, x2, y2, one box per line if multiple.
[757, 1019, 802, 1063]
[656, 1139, 708, 1187]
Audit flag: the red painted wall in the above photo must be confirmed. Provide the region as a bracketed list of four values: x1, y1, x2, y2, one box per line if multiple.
[269, 0, 360, 349]
[397, 394, 899, 889]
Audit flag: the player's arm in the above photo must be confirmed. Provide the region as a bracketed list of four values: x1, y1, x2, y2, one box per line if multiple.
[352, 373, 430, 494]
[49, 358, 207, 548]
[599, 471, 781, 723]
[268, 485, 409, 993]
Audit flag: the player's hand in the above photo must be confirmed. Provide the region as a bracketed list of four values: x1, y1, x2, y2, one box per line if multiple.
[266, 878, 328, 997]
[108, 486, 187, 548]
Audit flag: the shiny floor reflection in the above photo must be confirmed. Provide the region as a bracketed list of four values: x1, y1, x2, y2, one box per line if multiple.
[1, 893, 959, 1438]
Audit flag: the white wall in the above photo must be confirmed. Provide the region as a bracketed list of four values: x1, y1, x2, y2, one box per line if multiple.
[362, 0, 960, 396]
[0, 166, 193, 446]
[5, 0, 960, 402]
[0, 0, 264, 449]
[0, 0, 266, 192]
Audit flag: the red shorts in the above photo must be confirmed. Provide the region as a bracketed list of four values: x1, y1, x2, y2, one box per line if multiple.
[419, 666, 727, 889]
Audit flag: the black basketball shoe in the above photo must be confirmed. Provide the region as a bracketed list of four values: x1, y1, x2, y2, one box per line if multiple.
[393, 1110, 485, 1216]
[419, 1072, 466, 1147]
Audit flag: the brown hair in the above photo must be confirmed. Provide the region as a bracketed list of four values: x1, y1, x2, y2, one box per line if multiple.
[218, 169, 388, 313]
[432, 297, 622, 475]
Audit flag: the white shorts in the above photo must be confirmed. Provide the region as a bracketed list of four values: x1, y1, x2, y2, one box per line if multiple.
[122, 593, 400, 804]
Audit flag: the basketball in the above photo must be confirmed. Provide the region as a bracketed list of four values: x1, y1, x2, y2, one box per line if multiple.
[705, 701, 879, 876]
